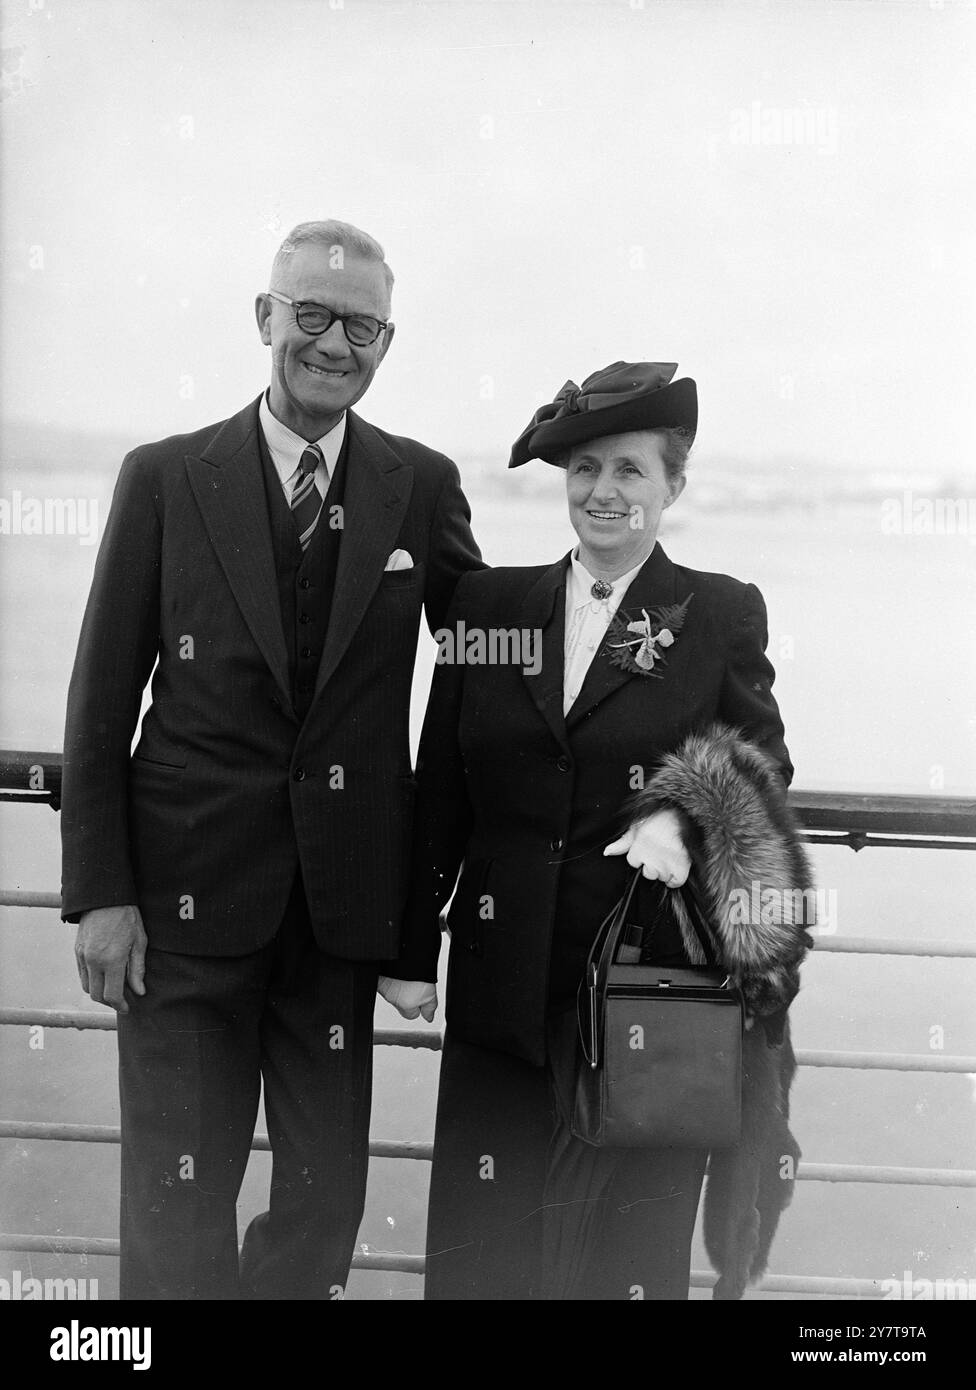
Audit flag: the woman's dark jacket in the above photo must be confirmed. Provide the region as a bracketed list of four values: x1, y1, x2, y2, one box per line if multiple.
[394, 541, 814, 1298]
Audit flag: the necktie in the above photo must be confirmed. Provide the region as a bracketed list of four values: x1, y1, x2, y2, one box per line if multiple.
[291, 445, 324, 551]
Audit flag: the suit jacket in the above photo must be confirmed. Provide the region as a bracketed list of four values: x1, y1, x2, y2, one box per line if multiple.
[396, 541, 793, 1066]
[60, 395, 483, 958]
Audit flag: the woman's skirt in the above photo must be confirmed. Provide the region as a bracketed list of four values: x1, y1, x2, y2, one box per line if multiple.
[424, 1009, 708, 1300]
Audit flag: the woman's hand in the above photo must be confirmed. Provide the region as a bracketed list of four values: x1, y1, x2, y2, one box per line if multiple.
[603, 807, 691, 886]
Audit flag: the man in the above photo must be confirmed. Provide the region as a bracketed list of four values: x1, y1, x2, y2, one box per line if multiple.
[61, 220, 482, 1299]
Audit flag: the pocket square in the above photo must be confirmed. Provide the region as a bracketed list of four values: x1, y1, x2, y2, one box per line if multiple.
[385, 549, 414, 572]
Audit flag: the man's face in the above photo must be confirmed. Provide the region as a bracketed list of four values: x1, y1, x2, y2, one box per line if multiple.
[255, 245, 394, 439]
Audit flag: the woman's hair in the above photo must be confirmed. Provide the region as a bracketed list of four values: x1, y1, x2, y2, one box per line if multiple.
[556, 427, 694, 488]
[654, 427, 695, 488]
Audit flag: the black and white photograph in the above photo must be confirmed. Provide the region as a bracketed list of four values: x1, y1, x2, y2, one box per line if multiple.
[1, 0, 973, 1353]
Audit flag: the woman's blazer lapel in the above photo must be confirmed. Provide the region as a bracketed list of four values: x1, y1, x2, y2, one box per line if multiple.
[565, 541, 689, 730]
[517, 556, 571, 754]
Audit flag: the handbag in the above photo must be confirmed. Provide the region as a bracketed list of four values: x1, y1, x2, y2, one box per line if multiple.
[572, 868, 743, 1149]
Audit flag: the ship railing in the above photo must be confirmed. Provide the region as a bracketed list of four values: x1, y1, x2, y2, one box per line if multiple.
[1, 750, 974, 1298]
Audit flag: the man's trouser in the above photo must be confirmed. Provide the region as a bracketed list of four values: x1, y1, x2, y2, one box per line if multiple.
[117, 874, 377, 1300]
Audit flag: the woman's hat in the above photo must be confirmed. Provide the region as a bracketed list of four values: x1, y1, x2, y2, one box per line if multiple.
[508, 361, 697, 468]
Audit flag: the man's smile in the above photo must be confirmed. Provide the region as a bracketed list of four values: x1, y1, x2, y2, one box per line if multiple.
[586, 508, 628, 520]
[301, 362, 350, 379]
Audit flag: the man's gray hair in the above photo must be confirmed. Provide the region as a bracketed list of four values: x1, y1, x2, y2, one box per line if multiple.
[271, 220, 394, 298]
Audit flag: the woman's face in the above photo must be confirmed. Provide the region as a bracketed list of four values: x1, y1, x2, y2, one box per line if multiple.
[565, 430, 684, 575]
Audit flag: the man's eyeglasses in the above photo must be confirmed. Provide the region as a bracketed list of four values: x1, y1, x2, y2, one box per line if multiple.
[266, 290, 389, 347]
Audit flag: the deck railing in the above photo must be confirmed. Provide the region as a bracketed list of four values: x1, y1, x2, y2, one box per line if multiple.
[1, 750, 974, 1298]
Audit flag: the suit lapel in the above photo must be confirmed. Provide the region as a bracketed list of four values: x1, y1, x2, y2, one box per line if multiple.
[519, 557, 571, 752]
[566, 542, 687, 729]
[312, 411, 414, 701]
[185, 397, 295, 717]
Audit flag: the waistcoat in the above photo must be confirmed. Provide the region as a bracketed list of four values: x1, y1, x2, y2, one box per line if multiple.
[257, 424, 349, 722]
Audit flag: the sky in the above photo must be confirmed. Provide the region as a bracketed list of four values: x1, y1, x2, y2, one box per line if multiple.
[1, 0, 974, 471]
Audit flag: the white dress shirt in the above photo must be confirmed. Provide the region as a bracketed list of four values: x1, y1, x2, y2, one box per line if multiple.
[563, 548, 648, 715]
[258, 392, 347, 503]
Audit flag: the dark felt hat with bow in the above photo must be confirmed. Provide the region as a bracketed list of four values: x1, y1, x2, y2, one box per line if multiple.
[508, 361, 697, 468]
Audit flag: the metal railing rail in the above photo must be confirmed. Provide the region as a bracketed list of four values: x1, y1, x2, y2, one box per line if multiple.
[2, 750, 974, 1297]
[0, 1232, 963, 1299]
[2, 1007, 974, 1075]
[1, 1121, 974, 1190]
[0, 1230, 922, 1297]
[4, 889, 976, 958]
[2, 751, 975, 841]
[788, 789, 976, 850]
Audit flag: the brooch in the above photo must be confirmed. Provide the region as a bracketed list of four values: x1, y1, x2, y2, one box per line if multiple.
[603, 594, 693, 678]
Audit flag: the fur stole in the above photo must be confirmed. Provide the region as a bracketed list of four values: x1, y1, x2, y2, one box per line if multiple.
[628, 723, 814, 1300]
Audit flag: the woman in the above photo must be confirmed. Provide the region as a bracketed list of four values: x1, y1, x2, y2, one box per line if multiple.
[388, 362, 813, 1300]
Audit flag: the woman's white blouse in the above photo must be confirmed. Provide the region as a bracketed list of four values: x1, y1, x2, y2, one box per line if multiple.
[563, 549, 646, 715]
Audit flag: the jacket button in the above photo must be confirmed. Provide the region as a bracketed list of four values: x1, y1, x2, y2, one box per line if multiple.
[293, 768, 306, 782]
[299, 578, 311, 590]
[300, 646, 312, 659]
[550, 836, 563, 852]
[556, 756, 572, 772]
[299, 612, 311, 624]
[270, 696, 281, 711]
[466, 941, 479, 954]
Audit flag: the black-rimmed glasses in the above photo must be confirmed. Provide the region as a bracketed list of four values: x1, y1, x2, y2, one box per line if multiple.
[266, 290, 389, 346]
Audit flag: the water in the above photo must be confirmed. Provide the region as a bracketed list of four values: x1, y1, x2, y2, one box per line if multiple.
[1, 446, 974, 1299]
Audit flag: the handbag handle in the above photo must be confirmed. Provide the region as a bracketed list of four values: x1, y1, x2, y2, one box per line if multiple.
[577, 868, 724, 1068]
[674, 875, 722, 969]
[578, 870, 640, 1067]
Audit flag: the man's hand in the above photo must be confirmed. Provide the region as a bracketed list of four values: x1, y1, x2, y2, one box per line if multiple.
[75, 904, 147, 1015]
[603, 807, 691, 887]
[377, 977, 438, 1023]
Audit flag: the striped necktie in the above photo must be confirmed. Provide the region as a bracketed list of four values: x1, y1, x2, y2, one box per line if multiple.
[291, 445, 325, 551]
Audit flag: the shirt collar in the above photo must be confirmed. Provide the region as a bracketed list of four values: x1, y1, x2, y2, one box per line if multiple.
[566, 546, 648, 615]
[258, 391, 347, 489]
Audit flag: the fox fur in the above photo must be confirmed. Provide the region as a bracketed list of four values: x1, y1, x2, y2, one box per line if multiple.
[628, 722, 814, 1300]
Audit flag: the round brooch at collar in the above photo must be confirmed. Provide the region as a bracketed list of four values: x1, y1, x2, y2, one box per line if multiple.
[590, 579, 613, 601]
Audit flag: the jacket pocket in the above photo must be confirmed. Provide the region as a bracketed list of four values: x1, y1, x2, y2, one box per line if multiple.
[131, 753, 187, 771]
[379, 561, 425, 589]
[447, 856, 494, 956]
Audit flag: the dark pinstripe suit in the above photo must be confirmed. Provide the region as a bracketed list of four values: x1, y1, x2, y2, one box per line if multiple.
[60, 395, 482, 1297]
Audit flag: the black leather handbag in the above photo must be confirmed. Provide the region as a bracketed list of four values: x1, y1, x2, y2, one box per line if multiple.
[572, 868, 743, 1149]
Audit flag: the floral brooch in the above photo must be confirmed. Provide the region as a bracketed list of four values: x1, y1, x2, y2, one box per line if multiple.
[603, 594, 693, 678]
